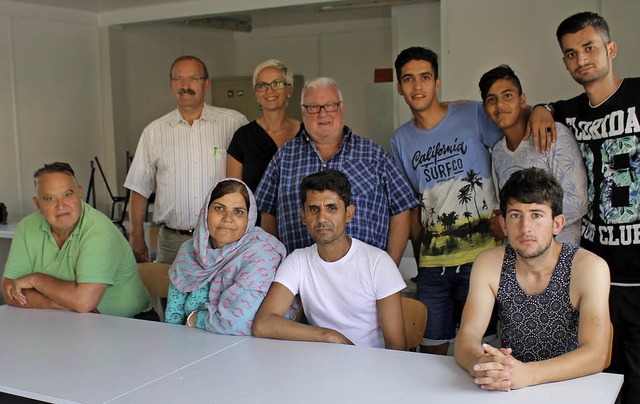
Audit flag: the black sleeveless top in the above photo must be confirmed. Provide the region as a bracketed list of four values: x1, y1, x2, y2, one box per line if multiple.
[497, 243, 580, 362]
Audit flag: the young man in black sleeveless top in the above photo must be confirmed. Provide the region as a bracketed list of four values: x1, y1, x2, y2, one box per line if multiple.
[455, 168, 610, 391]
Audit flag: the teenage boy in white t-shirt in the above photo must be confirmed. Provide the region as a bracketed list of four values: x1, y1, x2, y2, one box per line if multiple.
[253, 169, 407, 349]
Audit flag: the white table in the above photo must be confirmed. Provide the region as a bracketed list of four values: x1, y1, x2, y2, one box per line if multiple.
[0, 222, 18, 239]
[0, 306, 245, 403]
[0, 306, 623, 404]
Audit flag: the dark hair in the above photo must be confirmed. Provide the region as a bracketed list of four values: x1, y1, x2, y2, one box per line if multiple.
[169, 55, 209, 79]
[208, 180, 249, 210]
[33, 162, 76, 185]
[556, 11, 610, 45]
[478, 64, 523, 102]
[300, 169, 351, 207]
[394, 46, 439, 82]
[499, 168, 563, 217]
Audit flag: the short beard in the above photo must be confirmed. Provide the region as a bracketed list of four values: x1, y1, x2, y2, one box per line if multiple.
[513, 237, 553, 260]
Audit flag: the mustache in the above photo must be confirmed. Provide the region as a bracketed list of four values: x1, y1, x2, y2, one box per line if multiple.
[178, 88, 196, 95]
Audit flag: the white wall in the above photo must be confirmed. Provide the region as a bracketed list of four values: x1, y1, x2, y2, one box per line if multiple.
[439, 0, 640, 104]
[0, 4, 103, 219]
[601, 0, 640, 80]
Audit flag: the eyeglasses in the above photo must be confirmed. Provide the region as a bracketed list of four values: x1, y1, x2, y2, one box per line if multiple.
[255, 80, 287, 92]
[170, 76, 207, 83]
[302, 102, 342, 114]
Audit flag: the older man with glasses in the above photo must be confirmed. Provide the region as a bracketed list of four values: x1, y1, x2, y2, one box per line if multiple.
[255, 77, 417, 265]
[125, 55, 248, 265]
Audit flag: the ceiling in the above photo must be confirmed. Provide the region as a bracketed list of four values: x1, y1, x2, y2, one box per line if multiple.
[7, 0, 435, 28]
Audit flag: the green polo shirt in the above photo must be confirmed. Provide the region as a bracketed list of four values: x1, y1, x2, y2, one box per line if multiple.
[4, 201, 150, 317]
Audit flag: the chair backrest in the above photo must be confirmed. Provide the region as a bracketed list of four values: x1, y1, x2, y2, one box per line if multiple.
[138, 262, 171, 298]
[401, 297, 428, 350]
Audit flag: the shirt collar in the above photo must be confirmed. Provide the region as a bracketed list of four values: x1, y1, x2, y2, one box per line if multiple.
[300, 124, 353, 144]
[169, 104, 213, 126]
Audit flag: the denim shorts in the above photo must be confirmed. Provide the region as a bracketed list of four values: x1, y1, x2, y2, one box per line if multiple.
[416, 263, 472, 342]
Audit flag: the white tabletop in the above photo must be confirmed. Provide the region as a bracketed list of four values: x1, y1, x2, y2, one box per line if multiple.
[0, 306, 623, 404]
[0, 222, 18, 239]
[0, 306, 246, 403]
[111, 337, 623, 404]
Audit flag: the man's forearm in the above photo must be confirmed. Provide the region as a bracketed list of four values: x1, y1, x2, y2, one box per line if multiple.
[454, 333, 486, 376]
[5, 288, 69, 310]
[514, 344, 609, 388]
[253, 313, 349, 344]
[409, 208, 423, 266]
[29, 274, 106, 313]
[128, 191, 149, 236]
[260, 212, 279, 239]
[386, 210, 410, 266]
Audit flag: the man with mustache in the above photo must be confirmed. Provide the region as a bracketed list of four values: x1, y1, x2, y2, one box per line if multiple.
[125, 55, 247, 264]
[528, 12, 640, 402]
[455, 168, 610, 391]
[253, 169, 407, 349]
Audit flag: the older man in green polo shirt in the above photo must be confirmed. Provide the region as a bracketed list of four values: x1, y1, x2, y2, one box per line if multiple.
[1, 162, 150, 317]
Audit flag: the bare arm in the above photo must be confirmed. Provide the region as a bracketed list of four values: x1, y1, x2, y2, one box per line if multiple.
[8, 273, 108, 313]
[226, 155, 243, 181]
[409, 207, 423, 267]
[386, 210, 410, 267]
[253, 282, 352, 345]
[260, 212, 279, 239]
[455, 248, 504, 375]
[524, 105, 557, 152]
[2, 277, 68, 310]
[128, 190, 149, 262]
[376, 292, 406, 350]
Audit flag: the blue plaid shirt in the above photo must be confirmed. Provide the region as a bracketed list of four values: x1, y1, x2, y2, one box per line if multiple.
[255, 126, 418, 253]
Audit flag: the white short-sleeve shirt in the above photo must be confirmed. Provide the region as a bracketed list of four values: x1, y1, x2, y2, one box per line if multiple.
[275, 238, 406, 348]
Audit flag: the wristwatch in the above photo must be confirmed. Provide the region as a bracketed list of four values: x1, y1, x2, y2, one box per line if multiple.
[535, 103, 555, 115]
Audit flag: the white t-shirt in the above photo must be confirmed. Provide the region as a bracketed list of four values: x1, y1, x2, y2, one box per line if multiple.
[274, 238, 406, 348]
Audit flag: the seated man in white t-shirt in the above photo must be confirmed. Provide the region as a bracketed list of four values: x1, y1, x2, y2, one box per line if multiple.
[253, 169, 407, 349]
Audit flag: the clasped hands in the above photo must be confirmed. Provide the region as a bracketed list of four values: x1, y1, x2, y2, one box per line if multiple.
[473, 343, 527, 392]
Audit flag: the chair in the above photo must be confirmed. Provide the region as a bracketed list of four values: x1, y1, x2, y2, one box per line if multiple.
[401, 297, 428, 351]
[138, 262, 171, 321]
[85, 156, 129, 235]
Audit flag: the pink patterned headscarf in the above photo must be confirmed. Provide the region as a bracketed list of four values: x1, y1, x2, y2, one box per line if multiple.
[169, 178, 286, 295]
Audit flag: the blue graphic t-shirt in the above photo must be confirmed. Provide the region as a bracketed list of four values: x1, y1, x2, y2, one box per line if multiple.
[391, 102, 503, 267]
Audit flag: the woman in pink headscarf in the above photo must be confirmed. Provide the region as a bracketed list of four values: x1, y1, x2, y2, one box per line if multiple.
[165, 178, 289, 335]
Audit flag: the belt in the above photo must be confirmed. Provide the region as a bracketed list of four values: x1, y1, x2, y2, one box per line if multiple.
[163, 225, 194, 236]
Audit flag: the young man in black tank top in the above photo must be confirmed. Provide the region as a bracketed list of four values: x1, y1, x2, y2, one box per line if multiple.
[455, 168, 610, 391]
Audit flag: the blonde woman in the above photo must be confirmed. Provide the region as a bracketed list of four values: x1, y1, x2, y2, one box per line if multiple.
[227, 59, 301, 193]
